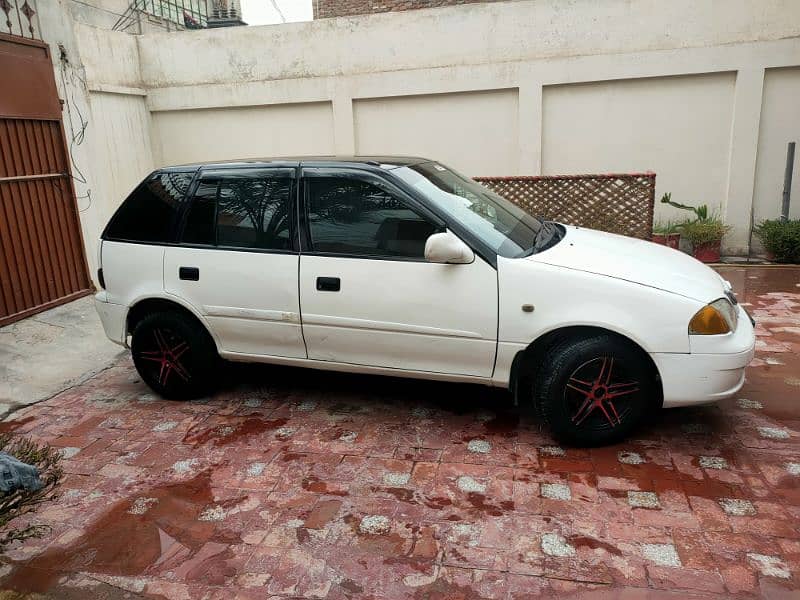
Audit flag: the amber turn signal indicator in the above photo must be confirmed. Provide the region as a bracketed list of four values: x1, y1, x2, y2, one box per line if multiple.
[689, 304, 730, 335]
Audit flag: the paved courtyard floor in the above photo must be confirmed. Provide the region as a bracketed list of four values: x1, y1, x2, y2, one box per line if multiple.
[0, 266, 798, 599]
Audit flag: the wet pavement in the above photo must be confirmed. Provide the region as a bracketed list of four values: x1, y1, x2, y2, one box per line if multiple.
[0, 266, 798, 599]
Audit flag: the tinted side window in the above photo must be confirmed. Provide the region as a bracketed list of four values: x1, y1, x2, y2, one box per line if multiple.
[181, 171, 293, 251]
[306, 177, 438, 258]
[217, 176, 292, 250]
[104, 172, 193, 243]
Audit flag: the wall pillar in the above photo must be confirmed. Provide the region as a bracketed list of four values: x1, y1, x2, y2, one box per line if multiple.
[517, 81, 542, 175]
[724, 67, 765, 254]
[332, 92, 356, 155]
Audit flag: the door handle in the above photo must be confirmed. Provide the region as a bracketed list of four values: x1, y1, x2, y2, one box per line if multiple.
[316, 277, 340, 292]
[179, 266, 200, 281]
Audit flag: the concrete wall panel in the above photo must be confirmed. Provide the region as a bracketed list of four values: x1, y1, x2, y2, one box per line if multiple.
[353, 90, 518, 176]
[754, 67, 800, 223]
[542, 73, 736, 224]
[151, 102, 335, 166]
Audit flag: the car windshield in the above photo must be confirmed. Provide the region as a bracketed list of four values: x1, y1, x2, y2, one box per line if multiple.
[393, 162, 557, 258]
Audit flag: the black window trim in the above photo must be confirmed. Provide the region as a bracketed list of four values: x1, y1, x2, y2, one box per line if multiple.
[175, 165, 300, 255]
[298, 167, 447, 263]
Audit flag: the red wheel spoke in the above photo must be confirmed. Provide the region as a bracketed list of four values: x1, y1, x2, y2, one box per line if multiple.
[153, 329, 168, 353]
[567, 378, 593, 394]
[168, 341, 188, 358]
[158, 359, 170, 385]
[608, 380, 638, 391]
[603, 357, 614, 385]
[574, 399, 600, 426]
[170, 359, 191, 382]
[606, 381, 639, 399]
[571, 395, 594, 423]
[140, 355, 166, 364]
[607, 399, 621, 424]
[595, 357, 608, 385]
[597, 402, 617, 427]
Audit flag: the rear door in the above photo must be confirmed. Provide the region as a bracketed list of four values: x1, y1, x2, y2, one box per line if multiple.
[298, 168, 498, 377]
[164, 167, 306, 358]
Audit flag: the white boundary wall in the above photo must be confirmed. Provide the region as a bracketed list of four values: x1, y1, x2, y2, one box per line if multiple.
[58, 0, 800, 264]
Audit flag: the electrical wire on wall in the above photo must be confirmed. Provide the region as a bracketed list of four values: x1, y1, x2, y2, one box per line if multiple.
[57, 44, 93, 213]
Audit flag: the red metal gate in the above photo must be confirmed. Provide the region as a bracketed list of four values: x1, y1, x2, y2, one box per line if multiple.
[0, 33, 92, 327]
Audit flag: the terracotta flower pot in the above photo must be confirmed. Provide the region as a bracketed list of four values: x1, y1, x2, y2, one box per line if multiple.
[652, 233, 680, 250]
[692, 241, 721, 263]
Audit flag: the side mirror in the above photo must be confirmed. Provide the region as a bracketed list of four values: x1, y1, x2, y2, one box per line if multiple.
[424, 231, 475, 264]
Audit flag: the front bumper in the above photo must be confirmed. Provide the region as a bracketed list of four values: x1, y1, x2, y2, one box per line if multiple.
[94, 292, 127, 347]
[652, 304, 756, 408]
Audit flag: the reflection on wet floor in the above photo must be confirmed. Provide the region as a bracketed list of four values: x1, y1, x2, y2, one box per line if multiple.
[0, 266, 798, 599]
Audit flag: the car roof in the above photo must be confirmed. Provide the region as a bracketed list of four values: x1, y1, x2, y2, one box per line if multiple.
[161, 156, 433, 172]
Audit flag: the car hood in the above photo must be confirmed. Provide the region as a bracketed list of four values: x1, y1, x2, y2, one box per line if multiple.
[526, 225, 727, 303]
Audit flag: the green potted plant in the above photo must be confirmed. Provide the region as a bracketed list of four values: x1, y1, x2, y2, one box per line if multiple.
[679, 218, 730, 262]
[753, 219, 800, 263]
[652, 219, 681, 249]
[660, 194, 728, 263]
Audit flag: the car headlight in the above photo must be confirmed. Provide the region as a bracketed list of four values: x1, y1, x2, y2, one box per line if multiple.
[689, 298, 738, 335]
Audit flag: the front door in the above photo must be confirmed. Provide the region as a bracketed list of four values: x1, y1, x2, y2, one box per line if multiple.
[298, 168, 497, 377]
[164, 167, 306, 358]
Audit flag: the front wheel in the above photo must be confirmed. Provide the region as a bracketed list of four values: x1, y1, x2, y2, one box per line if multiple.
[131, 311, 218, 400]
[533, 334, 656, 446]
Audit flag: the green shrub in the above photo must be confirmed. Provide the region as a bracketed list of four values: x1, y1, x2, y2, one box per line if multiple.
[754, 219, 800, 263]
[680, 218, 730, 247]
[653, 220, 680, 235]
[0, 435, 63, 552]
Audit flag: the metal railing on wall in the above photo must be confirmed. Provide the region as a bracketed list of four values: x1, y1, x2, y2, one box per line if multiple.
[114, 0, 208, 31]
[475, 172, 656, 240]
[0, 0, 41, 40]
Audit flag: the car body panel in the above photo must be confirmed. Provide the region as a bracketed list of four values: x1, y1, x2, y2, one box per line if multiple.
[163, 246, 306, 358]
[101, 241, 165, 310]
[497, 255, 703, 354]
[528, 226, 728, 303]
[653, 345, 753, 407]
[299, 254, 498, 376]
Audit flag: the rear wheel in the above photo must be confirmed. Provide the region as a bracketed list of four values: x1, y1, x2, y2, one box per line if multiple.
[533, 334, 655, 446]
[131, 311, 218, 399]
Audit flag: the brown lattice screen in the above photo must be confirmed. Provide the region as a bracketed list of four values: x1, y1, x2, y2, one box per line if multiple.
[474, 172, 656, 240]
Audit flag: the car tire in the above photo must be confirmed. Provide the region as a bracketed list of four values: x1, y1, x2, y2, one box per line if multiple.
[533, 334, 655, 446]
[131, 311, 218, 400]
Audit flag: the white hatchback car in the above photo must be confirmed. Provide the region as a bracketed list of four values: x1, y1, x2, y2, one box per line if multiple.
[95, 157, 755, 446]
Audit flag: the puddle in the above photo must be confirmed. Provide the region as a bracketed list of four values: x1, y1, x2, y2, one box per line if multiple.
[465, 492, 514, 517]
[1, 470, 241, 593]
[182, 417, 288, 447]
[0, 416, 35, 433]
[301, 475, 349, 496]
[569, 535, 623, 556]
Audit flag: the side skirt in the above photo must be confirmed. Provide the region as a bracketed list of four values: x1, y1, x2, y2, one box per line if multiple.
[218, 350, 499, 386]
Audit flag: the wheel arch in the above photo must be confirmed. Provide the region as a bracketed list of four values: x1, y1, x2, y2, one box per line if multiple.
[126, 295, 220, 352]
[510, 325, 663, 410]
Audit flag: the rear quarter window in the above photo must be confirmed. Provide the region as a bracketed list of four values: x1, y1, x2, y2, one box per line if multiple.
[103, 171, 194, 243]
